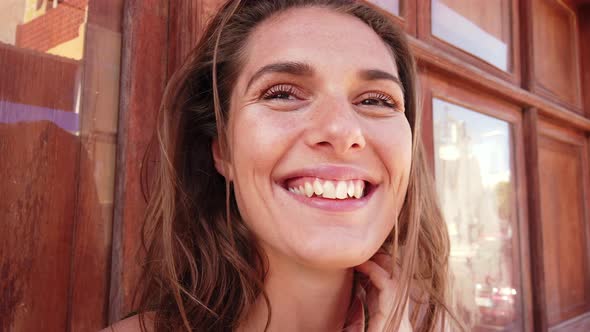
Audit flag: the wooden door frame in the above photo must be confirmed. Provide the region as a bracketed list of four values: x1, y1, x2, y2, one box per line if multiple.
[110, 0, 169, 322]
[109, 0, 225, 322]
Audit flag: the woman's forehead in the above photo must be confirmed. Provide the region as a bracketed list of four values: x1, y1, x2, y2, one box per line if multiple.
[239, 6, 398, 80]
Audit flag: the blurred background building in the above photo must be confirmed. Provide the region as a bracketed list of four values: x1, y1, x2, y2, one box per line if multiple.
[1, 1, 589, 331]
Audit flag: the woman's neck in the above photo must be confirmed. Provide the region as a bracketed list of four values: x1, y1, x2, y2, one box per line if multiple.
[238, 254, 355, 332]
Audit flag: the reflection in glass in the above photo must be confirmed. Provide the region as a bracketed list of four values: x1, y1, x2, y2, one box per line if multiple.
[431, 0, 510, 71]
[433, 98, 521, 331]
[368, 0, 400, 16]
[0, 1, 121, 327]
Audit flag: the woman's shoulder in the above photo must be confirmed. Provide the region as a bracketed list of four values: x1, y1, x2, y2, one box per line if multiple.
[99, 312, 155, 332]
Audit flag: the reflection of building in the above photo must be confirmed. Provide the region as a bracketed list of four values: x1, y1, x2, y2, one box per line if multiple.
[0, 1, 25, 44]
[0, 43, 79, 131]
[0, 0, 88, 132]
[16, 0, 88, 59]
[434, 102, 516, 330]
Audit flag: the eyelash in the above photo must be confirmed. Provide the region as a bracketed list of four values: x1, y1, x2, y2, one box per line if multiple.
[360, 92, 397, 109]
[261, 84, 398, 110]
[262, 84, 302, 100]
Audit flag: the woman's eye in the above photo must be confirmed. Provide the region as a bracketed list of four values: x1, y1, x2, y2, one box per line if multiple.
[262, 84, 301, 101]
[359, 92, 397, 109]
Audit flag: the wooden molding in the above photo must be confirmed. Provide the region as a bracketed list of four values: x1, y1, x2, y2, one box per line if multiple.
[578, 4, 590, 116]
[409, 37, 590, 132]
[524, 108, 549, 332]
[416, 0, 522, 85]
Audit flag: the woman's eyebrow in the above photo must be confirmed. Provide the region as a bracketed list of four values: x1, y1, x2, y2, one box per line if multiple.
[358, 69, 404, 93]
[245, 61, 314, 92]
[244, 63, 403, 94]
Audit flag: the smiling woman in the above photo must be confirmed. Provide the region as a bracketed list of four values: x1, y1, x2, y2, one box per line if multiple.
[103, 1, 458, 331]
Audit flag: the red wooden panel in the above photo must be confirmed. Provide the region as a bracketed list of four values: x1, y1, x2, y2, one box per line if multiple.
[538, 125, 590, 326]
[578, 4, 590, 116]
[167, 0, 225, 75]
[0, 44, 80, 331]
[0, 122, 80, 332]
[531, 0, 583, 112]
[109, 0, 169, 323]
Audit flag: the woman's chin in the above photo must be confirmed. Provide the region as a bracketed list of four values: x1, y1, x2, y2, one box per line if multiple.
[290, 242, 380, 270]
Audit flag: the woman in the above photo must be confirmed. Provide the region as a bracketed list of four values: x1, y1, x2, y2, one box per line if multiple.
[105, 0, 458, 331]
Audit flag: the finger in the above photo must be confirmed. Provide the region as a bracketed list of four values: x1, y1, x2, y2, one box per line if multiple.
[354, 260, 392, 291]
[371, 252, 393, 276]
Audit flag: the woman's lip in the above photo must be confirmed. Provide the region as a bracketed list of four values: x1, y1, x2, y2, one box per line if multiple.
[279, 182, 377, 212]
[276, 164, 378, 186]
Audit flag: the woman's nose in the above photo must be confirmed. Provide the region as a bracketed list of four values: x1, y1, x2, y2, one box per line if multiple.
[304, 96, 366, 155]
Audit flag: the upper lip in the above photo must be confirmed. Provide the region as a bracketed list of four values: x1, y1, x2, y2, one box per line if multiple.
[276, 164, 379, 186]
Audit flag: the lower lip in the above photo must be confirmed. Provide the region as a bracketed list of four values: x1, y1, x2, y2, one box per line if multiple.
[281, 185, 376, 212]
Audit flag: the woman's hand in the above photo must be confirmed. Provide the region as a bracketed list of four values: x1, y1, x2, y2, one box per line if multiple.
[355, 253, 413, 332]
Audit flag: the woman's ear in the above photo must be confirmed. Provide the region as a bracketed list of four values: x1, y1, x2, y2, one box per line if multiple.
[212, 139, 233, 181]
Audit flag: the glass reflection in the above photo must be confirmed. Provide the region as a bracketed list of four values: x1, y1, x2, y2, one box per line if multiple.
[368, 0, 400, 16]
[0, 0, 86, 132]
[431, 0, 510, 71]
[0, 1, 121, 328]
[433, 98, 521, 331]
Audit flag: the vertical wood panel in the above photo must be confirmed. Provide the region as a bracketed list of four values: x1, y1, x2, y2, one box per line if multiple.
[167, 0, 201, 78]
[108, 0, 225, 323]
[579, 4, 590, 116]
[167, 0, 225, 76]
[537, 122, 590, 326]
[524, 108, 549, 332]
[530, 0, 582, 112]
[109, 0, 169, 323]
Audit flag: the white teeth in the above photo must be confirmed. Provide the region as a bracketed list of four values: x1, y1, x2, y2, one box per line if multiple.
[288, 178, 367, 199]
[322, 181, 336, 199]
[313, 179, 324, 195]
[304, 182, 313, 197]
[347, 181, 355, 197]
[354, 180, 363, 199]
[335, 181, 348, 199]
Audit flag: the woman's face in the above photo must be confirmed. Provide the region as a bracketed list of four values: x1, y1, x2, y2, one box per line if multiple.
[217, 7, 412, 269]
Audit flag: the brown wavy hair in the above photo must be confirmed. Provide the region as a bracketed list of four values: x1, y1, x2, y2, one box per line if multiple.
[136, 0, 460, 331]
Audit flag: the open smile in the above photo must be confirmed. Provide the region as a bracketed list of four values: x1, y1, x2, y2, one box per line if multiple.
[276, 165, 380, 212]
[279, 178, 377, 212]
[284, 177, 374, 199]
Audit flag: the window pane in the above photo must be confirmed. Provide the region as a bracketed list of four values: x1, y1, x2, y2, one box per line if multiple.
[0, 0, 122, 329]
[431, 0, 511, 71]
[433, 98, 522, 331]
[368, 0, 400, 16]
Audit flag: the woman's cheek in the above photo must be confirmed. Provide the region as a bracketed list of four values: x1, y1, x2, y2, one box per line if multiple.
[373, 119, 412, 208]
